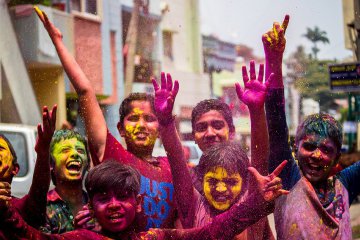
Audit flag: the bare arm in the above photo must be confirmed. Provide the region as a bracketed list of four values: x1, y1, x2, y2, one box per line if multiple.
[153, 73, 196, 228]
[34, 7, 107, 162]
[235, 61, 272, 175]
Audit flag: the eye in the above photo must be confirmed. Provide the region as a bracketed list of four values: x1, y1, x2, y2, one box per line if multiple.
[207, 178, 218, 186]
[195, 123, 207, 132]
[302, 142, 317, 151]
[144, 114, 157, 122]
[77, 148, 85, 154]
[320, 146, 334, 154]
[61, 147, 71, 153]
[211, 121, 225, 130]
[127, 115, 140, 122]
[224, 179, 239, 186]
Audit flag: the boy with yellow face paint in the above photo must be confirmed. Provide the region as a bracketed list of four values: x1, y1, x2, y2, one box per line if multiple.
[0, 105, 57, 238]
[152, 63, 280, 239]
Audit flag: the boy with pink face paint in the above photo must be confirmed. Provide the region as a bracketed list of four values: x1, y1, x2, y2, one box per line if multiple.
[152, 62, 280, 239]
[265, 15, 360, 239]
[35, 8, 177, 230]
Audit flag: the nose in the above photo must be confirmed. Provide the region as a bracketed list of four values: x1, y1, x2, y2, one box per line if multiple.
[216, 182, 227, 193]
[205, 126, 216, 137]
[312, 149, 323, 161]
[108, 197, 121, 209]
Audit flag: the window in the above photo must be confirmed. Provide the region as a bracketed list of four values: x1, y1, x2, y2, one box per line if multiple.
[71, 0, 98, 15]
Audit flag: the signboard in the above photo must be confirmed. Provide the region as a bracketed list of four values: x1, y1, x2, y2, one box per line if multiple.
[329, 62, 360, 92]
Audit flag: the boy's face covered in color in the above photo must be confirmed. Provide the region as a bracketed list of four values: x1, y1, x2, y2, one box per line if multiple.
[92, 190, 141, 233]
[52, 138, 88, 183]
[0, 137, 17, 181]
[120, 100, 159, 152]
[203, 166, 242, 211]
[194, 110, 231, 152]
[297, 134, 339, 183]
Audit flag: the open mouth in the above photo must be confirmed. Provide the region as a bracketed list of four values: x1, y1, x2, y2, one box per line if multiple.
[108, 212, 124, 223]
[66, 161, 82, 174]
[135, 132, 149, 139]
[305, 162, 324, 173]
[213, 195, 230, 203]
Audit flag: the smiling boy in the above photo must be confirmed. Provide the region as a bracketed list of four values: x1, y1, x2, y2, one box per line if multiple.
[264, 15, 360, 239]
[41, 130, 89, 234]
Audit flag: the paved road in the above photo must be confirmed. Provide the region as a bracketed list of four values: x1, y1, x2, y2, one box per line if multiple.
[267, 201, 360, 238]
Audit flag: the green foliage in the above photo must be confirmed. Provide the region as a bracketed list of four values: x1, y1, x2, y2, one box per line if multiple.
[287, 46, 347, 112]
[8, 0, 51, 6]
[303, 26, 330, 59]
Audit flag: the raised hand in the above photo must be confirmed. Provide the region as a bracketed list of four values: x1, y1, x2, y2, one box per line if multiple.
[34, 6, 63, 40]
[0, 165, 11, 210]
[235, 60, 273, 111]
[248, 160, 289, 202]
[262, 15, 289, 56]
[152, 72, 179, 125]
[35, 105, 57, 153]
[74, 204, 101, 232]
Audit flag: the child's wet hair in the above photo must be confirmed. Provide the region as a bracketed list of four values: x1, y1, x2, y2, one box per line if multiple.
[118, 93, 156, 128]
[191, 99, 235, 134]
[196, 141, 250, 193]
[295, 113, 342, 153]
[0, 134, 17, 165]
[85, 159, 141, 200]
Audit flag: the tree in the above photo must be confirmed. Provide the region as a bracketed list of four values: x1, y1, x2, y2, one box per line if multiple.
[303, 26, 330, 60]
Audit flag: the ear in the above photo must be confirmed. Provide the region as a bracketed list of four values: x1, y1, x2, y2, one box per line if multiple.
[135, 194, 142, 213]
[11, 163, 19, 176]
[117, 122, 125, 137]
[229, 130, 235, 140]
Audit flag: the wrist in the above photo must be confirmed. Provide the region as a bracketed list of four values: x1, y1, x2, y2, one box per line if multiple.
[158, 115, 175, 126]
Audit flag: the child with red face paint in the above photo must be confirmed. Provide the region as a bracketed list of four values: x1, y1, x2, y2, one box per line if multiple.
[0, 159, 288, 240]
[0, 105, 56, 238]
[264, 15, 360, 239]
[34, 7, 176, 231]
[152, 63, 279, 239]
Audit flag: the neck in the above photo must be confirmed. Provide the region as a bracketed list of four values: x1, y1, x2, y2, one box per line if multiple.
[127, 145, 154, 161]
[55, 181, 84, 213]
[102, 224, 136, 239]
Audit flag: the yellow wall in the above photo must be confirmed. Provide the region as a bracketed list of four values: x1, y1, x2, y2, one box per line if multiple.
[28, 66, 66, 129]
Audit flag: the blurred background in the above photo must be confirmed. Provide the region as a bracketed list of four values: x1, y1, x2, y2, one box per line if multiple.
[1, 0, 360, 237]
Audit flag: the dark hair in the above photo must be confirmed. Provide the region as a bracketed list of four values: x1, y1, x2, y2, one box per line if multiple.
[191, 99, 235, 134]
[295, 113, 343, 153]
[49, 130, 89, 185]
[119, 93, 155, 128]
[196, 141, 250, 194]
[85, 159, 141, 200]
[0, 134, 17, 165]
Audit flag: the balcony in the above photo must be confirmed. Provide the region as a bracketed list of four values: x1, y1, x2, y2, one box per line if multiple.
[11, 5, 74, 67]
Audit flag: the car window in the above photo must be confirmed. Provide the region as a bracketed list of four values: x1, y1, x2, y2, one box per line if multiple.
[0, 131, 28, 177]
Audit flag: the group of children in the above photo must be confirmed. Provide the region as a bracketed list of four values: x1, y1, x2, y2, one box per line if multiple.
[0, 7, 358, 240]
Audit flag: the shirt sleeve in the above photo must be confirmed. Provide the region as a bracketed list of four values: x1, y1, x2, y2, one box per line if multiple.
[265, 88, 301, 190]
[338, 161, 360, 205]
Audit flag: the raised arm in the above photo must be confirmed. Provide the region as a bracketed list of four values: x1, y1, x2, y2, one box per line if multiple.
[34, 7, 107, 163]
[23, 105, 57, 227]
[235, 61, 271, 175]
[263, 15, 300, 190]
[152, 73, 196, 228]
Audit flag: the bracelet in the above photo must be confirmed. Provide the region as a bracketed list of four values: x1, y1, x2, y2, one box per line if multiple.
[159, 115, 175, 126]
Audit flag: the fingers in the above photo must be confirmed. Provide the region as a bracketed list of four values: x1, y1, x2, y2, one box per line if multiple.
[0, 165, 9, 178]
[281, 15, 290, 34]
[270, 160, 288, 178]
[37, 124, 43, 139]
[173, 80, 179, 98]
[249, 60, 256, 80]
[273, 22, 279, 40]
[33, 6, 44, 22]
[263, 33, 272, 45]
[160, 72, 166, 90]
[242, 66, 249, 84]
[152, 78, 159, 91]
[258, 64, 264, 83]
[166, 73, 173, 91]
[248, 166, 261, 180]
[50, 105, 57, 128]
[235, 83, 243, 100]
